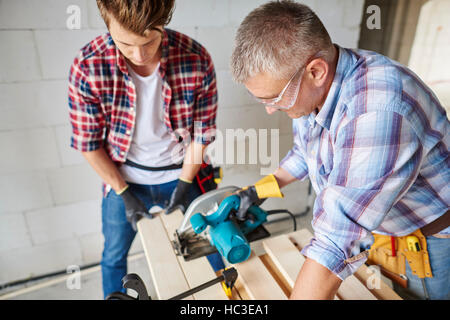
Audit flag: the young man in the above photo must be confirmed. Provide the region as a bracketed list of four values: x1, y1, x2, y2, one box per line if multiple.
[231, 1, 449, 300]
[68, 0, 221, 298]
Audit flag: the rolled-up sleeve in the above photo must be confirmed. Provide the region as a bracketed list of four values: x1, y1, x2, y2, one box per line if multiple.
[302, 111, 423, 280]
[193, 53, 218, 146]
[280, 120, 309, 181]
[68, 57, 105, 152]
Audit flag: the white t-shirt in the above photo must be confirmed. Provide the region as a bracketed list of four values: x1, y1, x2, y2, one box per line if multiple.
[119, 63, 183, 185]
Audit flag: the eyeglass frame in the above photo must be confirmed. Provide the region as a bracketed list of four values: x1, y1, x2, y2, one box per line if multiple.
[250, 51, 327, 110]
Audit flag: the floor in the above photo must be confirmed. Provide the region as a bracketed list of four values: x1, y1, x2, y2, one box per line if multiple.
[1, 215, 310, 300]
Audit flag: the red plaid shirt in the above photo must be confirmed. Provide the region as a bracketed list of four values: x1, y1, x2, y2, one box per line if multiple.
[68, 28, 218, 164]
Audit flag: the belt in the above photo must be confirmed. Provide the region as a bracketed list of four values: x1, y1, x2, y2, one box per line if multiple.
[124, 159, 183, 171]
[421, 210, 450, 236]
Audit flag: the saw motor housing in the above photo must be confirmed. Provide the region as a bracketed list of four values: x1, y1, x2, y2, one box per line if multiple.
[190, 194, 268, 264]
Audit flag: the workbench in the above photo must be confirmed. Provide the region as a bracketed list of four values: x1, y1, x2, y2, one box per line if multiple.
[137, 210, 401, 300]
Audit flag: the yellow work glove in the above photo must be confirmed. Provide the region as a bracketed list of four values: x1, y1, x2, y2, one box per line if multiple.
[235, 174, 283, 221]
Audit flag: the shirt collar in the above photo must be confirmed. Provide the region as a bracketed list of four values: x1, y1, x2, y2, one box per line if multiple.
[314, 45, 352, 130]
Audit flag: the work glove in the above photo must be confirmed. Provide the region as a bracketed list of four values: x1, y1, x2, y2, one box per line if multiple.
[119, 186, 153, 231]
[165, 178, 192, 215]
[235, 174, 283, 221]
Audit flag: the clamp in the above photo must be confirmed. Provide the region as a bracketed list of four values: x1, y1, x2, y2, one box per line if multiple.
[105, 267, 238, 300]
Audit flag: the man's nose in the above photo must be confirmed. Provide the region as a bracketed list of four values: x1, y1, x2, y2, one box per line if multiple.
[133, 47, 146, 62]
[265, 106, 278, 115]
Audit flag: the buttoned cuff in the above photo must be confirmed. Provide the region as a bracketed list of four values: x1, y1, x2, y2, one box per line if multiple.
[301, 237, 369, 281]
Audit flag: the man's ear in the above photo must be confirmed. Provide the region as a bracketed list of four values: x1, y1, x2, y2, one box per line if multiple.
[307, 58, 329, 87]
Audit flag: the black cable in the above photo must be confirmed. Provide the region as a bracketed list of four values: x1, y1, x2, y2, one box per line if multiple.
[266, 209, 297, 232]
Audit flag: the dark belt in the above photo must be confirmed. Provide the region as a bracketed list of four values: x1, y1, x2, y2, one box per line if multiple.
[421, 210, 450, 236]
[124, 159, 183, 171]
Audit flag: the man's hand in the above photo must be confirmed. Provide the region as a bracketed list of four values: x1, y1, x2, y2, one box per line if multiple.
[165, 179, 192, 214]
[235, 186, 264, 221]
[235, 174, 283, 221]
[119, 186, 153, 231]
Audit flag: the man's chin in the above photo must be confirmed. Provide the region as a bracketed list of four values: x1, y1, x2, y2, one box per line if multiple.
[286, 110, 305, 119]
[130, 60, 148, 66]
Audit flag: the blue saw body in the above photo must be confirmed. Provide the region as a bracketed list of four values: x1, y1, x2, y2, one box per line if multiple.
[190, 195, 268, 264]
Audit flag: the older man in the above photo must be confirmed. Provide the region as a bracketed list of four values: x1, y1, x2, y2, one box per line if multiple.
[231, 1, 449, 300]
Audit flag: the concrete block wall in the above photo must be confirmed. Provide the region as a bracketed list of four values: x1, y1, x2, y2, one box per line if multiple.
[0, 0, 364, 285]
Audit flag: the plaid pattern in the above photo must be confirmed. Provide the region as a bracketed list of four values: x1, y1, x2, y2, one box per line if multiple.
[68, 28, 218, 163]
[280, 46, 450, 280]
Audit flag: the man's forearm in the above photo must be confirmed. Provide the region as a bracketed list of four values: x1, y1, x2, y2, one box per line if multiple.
[290, 257, 342, 300]
[179, 141, 207, 182]
[273, 167, 297, 188]
[81, 148, 128, 193]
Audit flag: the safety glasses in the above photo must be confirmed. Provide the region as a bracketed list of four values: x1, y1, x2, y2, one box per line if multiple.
[250, 51, 325, 110]
[252, 67, 305, 110]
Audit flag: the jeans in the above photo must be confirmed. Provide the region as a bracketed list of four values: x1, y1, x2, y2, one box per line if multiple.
[101, 179, 224, 299]
[394, 235, 450, 300]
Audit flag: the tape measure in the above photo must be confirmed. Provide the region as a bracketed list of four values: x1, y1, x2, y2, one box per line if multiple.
[406, 235, 421, 252]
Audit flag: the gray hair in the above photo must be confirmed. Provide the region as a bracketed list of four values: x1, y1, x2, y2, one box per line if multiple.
[230, 0, 334, 83]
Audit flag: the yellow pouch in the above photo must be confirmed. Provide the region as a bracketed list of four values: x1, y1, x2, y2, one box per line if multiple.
[367, 229, 432, 280]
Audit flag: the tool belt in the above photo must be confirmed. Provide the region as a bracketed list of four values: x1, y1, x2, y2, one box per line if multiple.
[124, 159, 220, 194]
[367, 210, 450, 288]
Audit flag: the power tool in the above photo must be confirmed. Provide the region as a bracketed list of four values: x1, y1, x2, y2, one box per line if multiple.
[172, 177, 296, 265]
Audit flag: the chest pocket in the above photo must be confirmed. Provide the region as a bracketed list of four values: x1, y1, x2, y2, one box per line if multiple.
[317, 132, 334, 179]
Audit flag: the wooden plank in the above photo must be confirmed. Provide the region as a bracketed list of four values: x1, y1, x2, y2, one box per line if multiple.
[233, 277, 252, 300]
[337, 273, 377, 300]
[232, 252, 287, 300]
[137, 215, 192, 300]
[160, 210, 228, 300]
[262, 235, 306, 291]
[353, 264, 402, 300]
[259, 254, 292, 297]
[262, 235, 339, 299]
[287, 229, 377, 300]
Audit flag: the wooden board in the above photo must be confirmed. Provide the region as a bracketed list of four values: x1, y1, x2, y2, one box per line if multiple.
[287, 229, 377, 300]
[232, 252, 287, 300]
[138, 212, 399, 300]
[262, 235, 306, 291]
[159, 210, 228, 300]
[262, 234, 339, 299]
[353, 264, 402, 300]
[137, 215, 192, 300]
[259, 254, 293, 297]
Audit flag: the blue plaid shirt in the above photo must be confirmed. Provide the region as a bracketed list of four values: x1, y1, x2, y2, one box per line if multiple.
[280, 45, 450, 280]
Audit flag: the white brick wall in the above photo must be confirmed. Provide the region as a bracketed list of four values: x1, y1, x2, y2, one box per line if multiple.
[0, 0, 364, 286]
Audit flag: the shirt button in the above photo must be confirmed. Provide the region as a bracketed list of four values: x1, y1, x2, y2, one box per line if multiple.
[126, 130, 131, 135]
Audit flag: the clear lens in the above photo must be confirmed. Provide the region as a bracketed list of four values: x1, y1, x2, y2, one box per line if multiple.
[262, 68, 303, 110]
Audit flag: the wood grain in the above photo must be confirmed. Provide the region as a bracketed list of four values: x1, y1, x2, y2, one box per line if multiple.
[232, 252, 287, 300]
[159, 210, 228, 300]
[137, 215, 192, 300]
